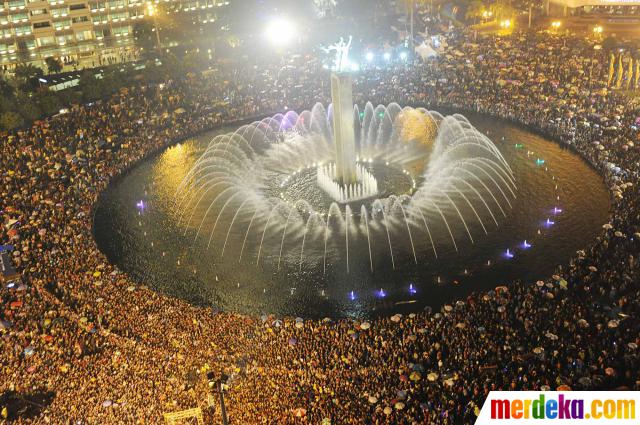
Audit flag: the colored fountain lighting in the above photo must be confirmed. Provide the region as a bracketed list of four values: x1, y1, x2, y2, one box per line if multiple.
[522, 240, 532, 249]
[536, 158, 545, 166]
[136, 200, 145, 210]
[505, 248, 514, 259]
[545, 218, 555, 226]
[350, 290, 355, 301]
[378, 288, 386, 298]
[409, 283, 417, 295]
[553, 206, 563, 214]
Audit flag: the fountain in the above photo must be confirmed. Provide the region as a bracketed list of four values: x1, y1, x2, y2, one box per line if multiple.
[173, 38, 517, 275]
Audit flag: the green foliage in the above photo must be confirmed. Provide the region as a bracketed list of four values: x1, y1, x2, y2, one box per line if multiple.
[465, 0, 485, 22]
[14, 63, 44, 92]
[0, 111, 24, 130]
[134, 21, 159, 60]
[490, 0, 515, 20]
[44, 57, 63, 74]
[16, 94, 42, 121]
[602, 37, 619, 52]
[182, 50, 208, 72]
[34, 90, 62, 116]
[78, 70, 106, 102]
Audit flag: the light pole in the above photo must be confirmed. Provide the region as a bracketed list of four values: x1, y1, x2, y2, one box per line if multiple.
[146, 2, 161, 51]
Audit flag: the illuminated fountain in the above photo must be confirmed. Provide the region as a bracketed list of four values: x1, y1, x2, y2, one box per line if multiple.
[174, 39, 517, 274]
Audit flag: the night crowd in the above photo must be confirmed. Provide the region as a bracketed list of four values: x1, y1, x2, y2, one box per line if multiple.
[1, 28, 639, 424]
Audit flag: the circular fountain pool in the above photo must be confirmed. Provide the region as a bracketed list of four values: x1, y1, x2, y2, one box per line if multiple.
[94, 108, 610, 318]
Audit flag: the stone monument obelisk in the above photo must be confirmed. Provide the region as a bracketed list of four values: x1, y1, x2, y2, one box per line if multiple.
[326, 37, 357, 185]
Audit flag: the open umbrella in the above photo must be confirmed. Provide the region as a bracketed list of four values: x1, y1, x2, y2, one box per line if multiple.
[588, 266, 598, 272]
[293, 407, 307, 418]
[557, 384, 571, 391]
[427, 372, 439, 382]
[390, 314, 402, 323]
[608, 320, 619, 328]
[395, 402, 405, 410]
[295, 321, 303, 329]
[360, 322, 371, 330]
[383, 406, 392, 415]
[410, 371, 421, 381]
[602, 223, 613, 230]
[368, 396, 378, 404]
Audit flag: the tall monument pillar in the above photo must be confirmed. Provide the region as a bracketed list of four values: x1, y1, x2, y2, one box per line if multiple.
[331, 72, 357, 185]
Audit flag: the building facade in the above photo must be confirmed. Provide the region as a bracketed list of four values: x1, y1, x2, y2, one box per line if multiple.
[0, 0, 226, 70]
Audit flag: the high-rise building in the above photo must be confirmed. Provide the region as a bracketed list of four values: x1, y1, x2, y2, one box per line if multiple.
[0, 0, 227, 70]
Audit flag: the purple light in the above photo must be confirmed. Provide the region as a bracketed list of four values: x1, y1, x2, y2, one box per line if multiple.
[409, 284, 417, 295]
[522, 240, 532, 249]
[136, 200, 145, 210]
[378, 288, 386, 298]
[553, 207, 563, 214]
[350, 291, 355, 301]
[505, 248, 514, 259]
[545, 218, 555, 227]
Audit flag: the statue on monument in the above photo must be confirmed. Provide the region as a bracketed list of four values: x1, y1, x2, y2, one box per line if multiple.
[323, 36, 352, 72]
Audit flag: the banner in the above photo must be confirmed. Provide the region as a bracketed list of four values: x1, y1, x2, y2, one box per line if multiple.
[477, 391, 638, 425]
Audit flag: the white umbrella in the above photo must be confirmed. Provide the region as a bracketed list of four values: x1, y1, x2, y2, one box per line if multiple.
[602, 223, 613, 230]
[368, 396, 378, 404]
[360, 322, 371, 330]
[608, 320, 619, 328]
[588, 266, 598, 272]
[383, 406, 392, 415]
[614, 231, 624, 237]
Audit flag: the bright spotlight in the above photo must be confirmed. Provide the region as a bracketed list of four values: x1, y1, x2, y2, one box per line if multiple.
[383, 52, 391, 61]
[365, 51, 374, 62]
[265, 17, 296, 46]
[349, 61, 360, 72]
[399, 51, 408, 61]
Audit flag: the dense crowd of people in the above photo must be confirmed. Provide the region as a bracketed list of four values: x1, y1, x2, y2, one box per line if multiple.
[1, 27, 639, 424]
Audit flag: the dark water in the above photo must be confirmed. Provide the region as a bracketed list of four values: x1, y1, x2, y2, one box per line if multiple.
[93, 112, 610, 319]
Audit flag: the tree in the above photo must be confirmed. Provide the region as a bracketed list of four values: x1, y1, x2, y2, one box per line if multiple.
[465, 0, 485, 24]
[34, 90, 62, 116]
[490, 0, 515, 20]
[14, 63, 44, 92]
[0, 77, 14, 98]
[44, 57, 63, 75]
[15, 94, 42, 121]
[134, 21, 159, 60]
[78, 70, 105, 102]
[0, 111, 24, 130]
[602, 36, 619, 52]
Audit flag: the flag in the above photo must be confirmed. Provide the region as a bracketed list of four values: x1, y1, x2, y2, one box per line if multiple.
[615, 54, 623, 88]
[635, 60, 640, 89]
[608, 53, 615, 86]
[626, 56, 633, 89]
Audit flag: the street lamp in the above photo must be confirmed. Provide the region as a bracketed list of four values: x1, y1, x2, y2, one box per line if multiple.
[593, 25, 603, 35]
[500, 19, 512, 29]
[146, 1, 160, 51]
[265, 17, 296, 47]
[551, 21, 561, 30]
